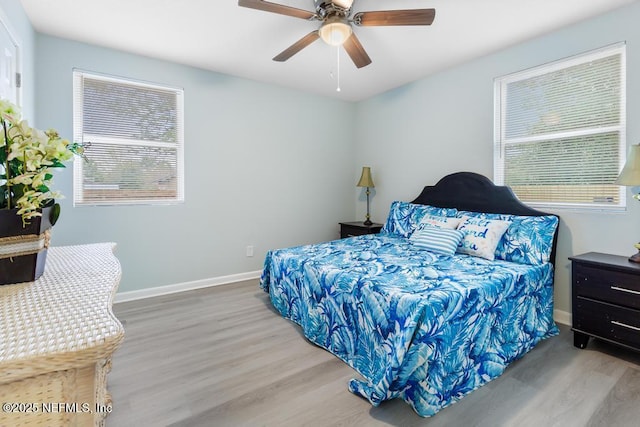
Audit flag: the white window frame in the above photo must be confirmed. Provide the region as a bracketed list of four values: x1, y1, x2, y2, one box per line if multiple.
[494, 43, 626, 211]
[73, 70, 184, 206]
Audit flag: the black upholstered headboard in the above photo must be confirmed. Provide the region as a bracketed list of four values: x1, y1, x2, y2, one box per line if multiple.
[411, 172, 559, 266]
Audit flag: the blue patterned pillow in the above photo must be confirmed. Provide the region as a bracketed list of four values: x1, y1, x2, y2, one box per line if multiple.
[382, 201, 458, 238]
[410, 225, 464, 256]
[457, 210, 558, 265]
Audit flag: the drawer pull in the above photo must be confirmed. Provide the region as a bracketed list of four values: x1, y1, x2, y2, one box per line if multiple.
[610, 286, 640, 295]
[611, 320, 640, 332]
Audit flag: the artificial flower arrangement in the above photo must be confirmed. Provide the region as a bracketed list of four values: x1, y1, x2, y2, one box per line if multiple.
[1, 98, 83, 226]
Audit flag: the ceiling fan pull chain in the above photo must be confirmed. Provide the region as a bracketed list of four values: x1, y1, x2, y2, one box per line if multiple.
[336, 46, 341, 92]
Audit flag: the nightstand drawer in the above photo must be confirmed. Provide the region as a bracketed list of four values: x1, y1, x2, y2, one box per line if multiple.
[574, 264, 640, 309]
[341, 224, 369, 237]
[574, 297, 640, 349]
[339, 222, 383, 239]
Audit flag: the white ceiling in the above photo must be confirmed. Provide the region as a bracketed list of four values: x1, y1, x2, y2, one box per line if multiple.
[20, 0, 638, 102]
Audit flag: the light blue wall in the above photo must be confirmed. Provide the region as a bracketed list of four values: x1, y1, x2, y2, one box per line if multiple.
[32, 36, 356, 292]
[355, 2, 640, 314]
[6, 1, 639, 310]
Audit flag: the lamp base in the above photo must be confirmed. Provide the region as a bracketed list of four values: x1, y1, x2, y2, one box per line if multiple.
[363, 219, 372, 226]
[629, 243, 640, 263]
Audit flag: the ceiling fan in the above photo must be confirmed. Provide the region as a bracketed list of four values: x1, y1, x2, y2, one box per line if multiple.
[238, 0, 436, 68]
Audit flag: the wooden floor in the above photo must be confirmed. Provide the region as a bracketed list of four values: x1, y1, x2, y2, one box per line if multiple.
[107, 280, 640, 427]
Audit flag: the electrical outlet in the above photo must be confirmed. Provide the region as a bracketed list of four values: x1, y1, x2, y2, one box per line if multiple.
[246, 245, 254, 257]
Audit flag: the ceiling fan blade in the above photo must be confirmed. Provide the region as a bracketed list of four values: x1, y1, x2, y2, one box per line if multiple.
[273, 31, 320, 62]
[238, 0, 316, 20]
[354, 9, 436, 26]
[343, 32, 371, 69]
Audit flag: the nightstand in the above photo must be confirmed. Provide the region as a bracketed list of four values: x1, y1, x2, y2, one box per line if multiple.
[569, 252, 640, 352]
[339, 221, 383, 239]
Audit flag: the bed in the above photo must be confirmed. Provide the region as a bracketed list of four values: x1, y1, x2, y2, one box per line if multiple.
[260, 172, 560, 417]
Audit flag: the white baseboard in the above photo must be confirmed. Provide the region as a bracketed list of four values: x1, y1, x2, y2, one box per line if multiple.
[554, 309, 571, 326]
[114, 270, 262, 304]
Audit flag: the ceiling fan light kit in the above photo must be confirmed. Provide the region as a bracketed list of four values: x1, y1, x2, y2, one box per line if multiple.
[238, 0, 436, 68]
[332, 0, 354, 10]
[319, 16, 352, 46]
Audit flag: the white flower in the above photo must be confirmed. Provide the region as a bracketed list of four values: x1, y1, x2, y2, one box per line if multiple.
[10, 172, 35, 186]
[1, 97, 83, 224]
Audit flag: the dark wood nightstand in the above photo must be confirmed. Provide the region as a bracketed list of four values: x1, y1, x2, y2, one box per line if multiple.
[339, 221, 383, 239]
[569, 252, 640, 352]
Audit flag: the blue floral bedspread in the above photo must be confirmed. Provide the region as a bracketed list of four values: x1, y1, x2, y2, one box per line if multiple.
[260, 234, 558, 417]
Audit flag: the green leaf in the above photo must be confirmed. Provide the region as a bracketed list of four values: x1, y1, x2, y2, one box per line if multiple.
[50, 202, 61, 226]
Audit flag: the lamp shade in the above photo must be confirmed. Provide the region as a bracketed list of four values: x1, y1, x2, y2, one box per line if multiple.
[357, 167, 374, 188]
[615, 144, 640, 186]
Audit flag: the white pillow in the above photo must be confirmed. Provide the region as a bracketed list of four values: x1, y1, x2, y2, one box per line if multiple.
[456, 216, 511, 260]
[410, 225, 465, 256]
[416, 214, 462, 230]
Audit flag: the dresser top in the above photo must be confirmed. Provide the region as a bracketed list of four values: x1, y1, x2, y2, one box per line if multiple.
[569, 251, 640, 274]
[0, 243, 124, 382]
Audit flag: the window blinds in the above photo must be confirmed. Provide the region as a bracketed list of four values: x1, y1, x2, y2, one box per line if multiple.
[73, 71, 184, 206]
[494, 43, 626, 209]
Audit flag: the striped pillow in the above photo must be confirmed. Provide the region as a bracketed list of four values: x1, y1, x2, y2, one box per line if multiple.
[409, 225, 464, 256]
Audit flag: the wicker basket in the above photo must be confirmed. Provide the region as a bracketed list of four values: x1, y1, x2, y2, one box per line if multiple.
[0, 206, 54, 285]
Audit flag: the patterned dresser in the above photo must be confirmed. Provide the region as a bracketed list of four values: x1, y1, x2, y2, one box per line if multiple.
[0, 243, 124, 427]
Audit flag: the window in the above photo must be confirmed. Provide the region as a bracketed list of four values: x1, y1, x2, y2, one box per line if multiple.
[494, 43, 626, 210]
[73, 71, 184, 206]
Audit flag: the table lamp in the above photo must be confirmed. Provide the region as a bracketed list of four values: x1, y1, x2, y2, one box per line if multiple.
[615, 143, 640, 262]
[357, 166, 375, 226]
